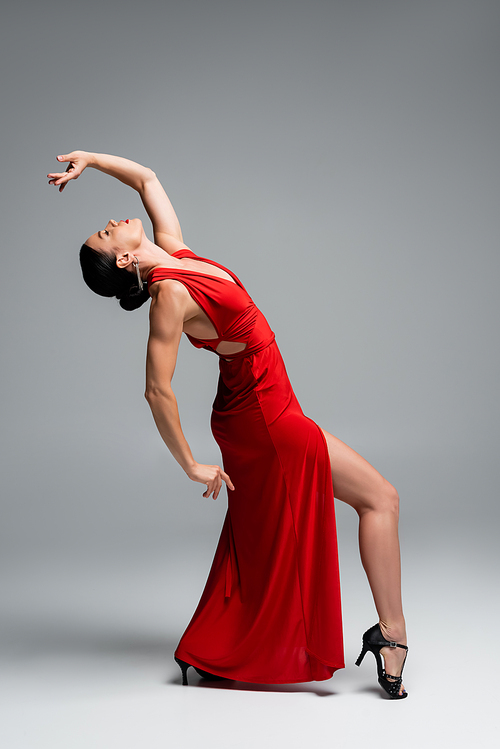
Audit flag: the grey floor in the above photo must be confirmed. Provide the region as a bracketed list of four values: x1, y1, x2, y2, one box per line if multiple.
[1, 511, 497, 749]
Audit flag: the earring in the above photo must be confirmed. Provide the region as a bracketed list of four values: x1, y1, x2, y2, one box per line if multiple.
[133, 256, 144, 291]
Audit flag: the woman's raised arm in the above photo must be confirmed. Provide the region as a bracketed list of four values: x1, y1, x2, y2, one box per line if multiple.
[48, 150, 184, 244]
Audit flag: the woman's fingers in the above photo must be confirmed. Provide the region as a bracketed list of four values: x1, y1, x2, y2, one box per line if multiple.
[210, 470, 233, 500]
[222, 471, 235, 491]
[213, 476, 223, 500]
[47, 165, 78, 189]
[47, 171, 70, 179]
[60, 166, 76, 191]
[47, 152, 88, 193]
[205, 477, 221, 500]
[191, 464, 234, 499]
[47, 173, 69, 185]
[203, 482, 216, 499]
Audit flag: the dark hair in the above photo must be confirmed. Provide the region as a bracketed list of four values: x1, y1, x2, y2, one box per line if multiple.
[79, 244, 150, 311]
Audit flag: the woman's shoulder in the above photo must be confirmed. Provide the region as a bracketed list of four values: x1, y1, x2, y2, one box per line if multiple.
[148, 277, 197, 319]
[148, 275, 189, 298]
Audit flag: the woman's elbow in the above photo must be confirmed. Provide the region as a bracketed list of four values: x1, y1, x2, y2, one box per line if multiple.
[139, 168, 157, 191]
[144, 384, 175, 403]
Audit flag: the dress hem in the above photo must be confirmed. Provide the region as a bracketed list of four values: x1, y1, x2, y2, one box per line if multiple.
[173, 648, 344, 685]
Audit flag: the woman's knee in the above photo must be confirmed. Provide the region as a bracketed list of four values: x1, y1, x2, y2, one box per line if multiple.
[320, 427, 400, 517]
[380, 482, 400, 516]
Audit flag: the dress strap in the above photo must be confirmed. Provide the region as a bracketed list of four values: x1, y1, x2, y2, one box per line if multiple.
[171, 248, 198, 259]
[167, 248, 245, 290]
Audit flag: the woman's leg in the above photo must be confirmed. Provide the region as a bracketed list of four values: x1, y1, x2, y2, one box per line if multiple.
[320, 428, 407, 695]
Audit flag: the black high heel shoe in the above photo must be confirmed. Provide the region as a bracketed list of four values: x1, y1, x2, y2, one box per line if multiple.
[174, 657, 229, 686]
[355, 623, 408, 699]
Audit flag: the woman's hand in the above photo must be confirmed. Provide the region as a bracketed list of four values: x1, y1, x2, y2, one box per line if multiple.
[47, 151, 92, 193]
[187, 462, 235, 500]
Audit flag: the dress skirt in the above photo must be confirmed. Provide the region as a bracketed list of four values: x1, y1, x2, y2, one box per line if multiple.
[174, 339, 344, 683]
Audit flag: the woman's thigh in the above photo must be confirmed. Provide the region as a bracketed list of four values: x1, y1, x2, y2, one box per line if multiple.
[319, 427, 398, 515]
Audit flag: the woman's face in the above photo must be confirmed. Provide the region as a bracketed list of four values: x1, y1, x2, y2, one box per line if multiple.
[85, 218, 144, 255]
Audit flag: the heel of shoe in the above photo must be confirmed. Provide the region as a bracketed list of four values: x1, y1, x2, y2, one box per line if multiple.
[356, 623, 409, 699]
[355, 647, 368, 667]
[174, 657, 191, 686]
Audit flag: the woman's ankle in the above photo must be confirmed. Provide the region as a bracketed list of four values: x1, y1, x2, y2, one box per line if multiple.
[379, 617, 407, 644]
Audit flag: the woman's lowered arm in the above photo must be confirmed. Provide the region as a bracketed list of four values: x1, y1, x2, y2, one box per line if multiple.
[146, 281, 234, 500]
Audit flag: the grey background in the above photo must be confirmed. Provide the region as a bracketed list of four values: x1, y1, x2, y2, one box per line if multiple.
[1, 1, 498, 747]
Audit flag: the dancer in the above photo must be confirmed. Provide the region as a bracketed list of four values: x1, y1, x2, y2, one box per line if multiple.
[48, 150, 408, 698]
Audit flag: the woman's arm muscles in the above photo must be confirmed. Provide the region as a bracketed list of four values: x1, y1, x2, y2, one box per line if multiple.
[48, 150, 152, 193]
[140, 175, 184, 245]
[90, 153, 184, 242]
[88, 152, 155, 192]
[146, 282, 234, 499]
[146, 282, 196, 472]
[48, 150, 184, 244]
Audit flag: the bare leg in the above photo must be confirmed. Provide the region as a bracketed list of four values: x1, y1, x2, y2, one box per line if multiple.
[320, 428, 407, 696]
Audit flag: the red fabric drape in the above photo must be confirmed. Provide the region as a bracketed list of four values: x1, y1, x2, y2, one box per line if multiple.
[148, 250, 344, 683]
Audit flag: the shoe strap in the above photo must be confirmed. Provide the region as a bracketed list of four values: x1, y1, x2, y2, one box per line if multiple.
[375, 640, 408, 651]
[382, 671, 403, 683]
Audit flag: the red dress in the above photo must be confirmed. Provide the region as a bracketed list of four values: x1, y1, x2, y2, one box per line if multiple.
[148, 249, 344, 683]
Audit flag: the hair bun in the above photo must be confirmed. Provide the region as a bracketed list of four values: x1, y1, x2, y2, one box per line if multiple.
[119, 284, 151, 311]
[80, 243, 151, 311]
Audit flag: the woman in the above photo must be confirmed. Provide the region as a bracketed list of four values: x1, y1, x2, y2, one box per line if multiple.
[48, 150, 408, 699]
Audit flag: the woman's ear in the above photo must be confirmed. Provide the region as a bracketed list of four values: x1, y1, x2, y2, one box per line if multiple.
[116, 251, 134, 270]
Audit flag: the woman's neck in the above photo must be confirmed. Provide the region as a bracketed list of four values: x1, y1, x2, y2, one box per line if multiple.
[137, 240, 184, 279]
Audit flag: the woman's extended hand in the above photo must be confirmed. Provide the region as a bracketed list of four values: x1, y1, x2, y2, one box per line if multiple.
[47, 151, 92, 193]
[187, 463, 235, 500]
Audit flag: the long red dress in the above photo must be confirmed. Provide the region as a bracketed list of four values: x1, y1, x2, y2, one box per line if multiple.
[148, 249, 344, 683]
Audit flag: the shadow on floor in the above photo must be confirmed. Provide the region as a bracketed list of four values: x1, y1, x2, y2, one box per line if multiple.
[165, 670, 337, 697]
